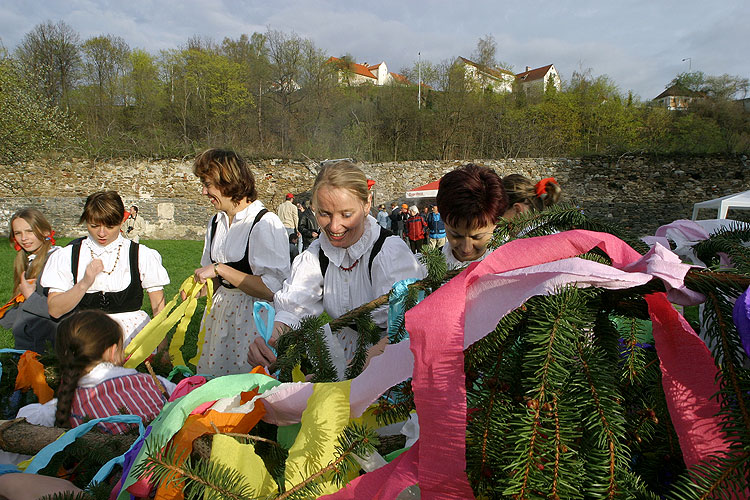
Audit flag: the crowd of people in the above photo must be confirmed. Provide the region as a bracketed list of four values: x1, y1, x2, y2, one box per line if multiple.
[0, 152, 562, 440]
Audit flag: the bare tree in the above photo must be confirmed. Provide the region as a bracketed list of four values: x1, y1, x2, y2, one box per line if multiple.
[15, 20, 81, 106]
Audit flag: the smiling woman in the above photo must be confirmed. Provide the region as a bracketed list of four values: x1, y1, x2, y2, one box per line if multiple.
[191, 148, 290, 377]
[247, 161, 424, 377]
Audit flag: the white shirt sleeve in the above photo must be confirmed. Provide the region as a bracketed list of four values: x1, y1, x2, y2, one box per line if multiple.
[274, 241, 325, 328]
[369, 237, 426, 328]
[249, 213, 291, 294]
[39, 245, 75, 293]
[137, 244, 170, 292]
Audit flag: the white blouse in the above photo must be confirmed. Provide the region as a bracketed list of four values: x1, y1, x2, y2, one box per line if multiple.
[41, 235, 169, 294]
[200, 200, 290, 294]
[274, 215, 425, 330]
[442, 240, 489, 269]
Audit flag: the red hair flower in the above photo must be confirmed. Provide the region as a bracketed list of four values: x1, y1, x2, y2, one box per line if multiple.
[367, 179, 376, 190]
[46, 230, 56, 246]
[535, 177, 558, 198]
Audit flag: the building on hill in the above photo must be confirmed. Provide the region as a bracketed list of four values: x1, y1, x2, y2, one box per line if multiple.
[456, 56, 515, 93]
[515, 64, 562, 95]
[327, 57, 412, 87]
[653, 84, 706, 111]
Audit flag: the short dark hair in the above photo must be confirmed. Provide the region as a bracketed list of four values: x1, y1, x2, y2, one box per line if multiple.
[193, 148, 257, 204]
[79, 191, 125, 227]
[436, 164, 508, 229]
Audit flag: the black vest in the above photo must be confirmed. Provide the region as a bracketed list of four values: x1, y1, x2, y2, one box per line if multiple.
[209, 209, 268, 289]
[71, 239, 144, 313]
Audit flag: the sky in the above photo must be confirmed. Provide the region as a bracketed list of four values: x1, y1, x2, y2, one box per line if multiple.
[1, 0, 747, 100]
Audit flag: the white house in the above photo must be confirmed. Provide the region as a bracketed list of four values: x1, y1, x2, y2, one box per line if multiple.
[456, 56, 515, 93]
[327, 57, 411, 87]
[515, 64, 562, 94]
[653, 84, 705, 111]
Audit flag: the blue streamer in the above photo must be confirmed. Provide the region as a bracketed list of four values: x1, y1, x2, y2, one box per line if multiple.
[387, 279, 424, 339]
[253, 301, 276, 355]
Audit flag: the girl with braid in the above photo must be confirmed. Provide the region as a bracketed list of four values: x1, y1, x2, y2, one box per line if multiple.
[17, 310, 174, 434]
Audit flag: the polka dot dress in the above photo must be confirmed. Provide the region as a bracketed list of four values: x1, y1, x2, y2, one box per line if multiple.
[196, 287, 266, 377]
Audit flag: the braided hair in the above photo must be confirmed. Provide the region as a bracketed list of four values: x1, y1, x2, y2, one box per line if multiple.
[54, 310, 122, 428]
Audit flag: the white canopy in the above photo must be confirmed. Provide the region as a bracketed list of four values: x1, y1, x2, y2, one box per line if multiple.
[691, 190, 750, 220]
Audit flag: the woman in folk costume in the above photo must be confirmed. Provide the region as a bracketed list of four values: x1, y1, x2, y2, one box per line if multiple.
[192, 148, 290, 377]
[247, 161, 424, 375]
[436, 163, 509, 268]
[1, 208, 59, 352]
[41, 191, 169, 346]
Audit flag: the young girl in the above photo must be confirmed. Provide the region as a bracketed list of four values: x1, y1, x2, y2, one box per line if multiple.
[1, 208, 58, 352]
[41, 191, 169, 346]
[17, 310, 174, 434]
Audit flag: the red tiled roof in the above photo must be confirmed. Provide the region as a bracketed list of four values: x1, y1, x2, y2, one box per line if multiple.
[327, 56, 376, 79]
[515, 64, 553, 82]
[458, 56, 514, 80]
[390, 72, 412, 85]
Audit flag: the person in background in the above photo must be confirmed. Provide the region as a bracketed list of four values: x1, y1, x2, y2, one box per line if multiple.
[397, 203, 409, 239]
[2, 208, 58, 353]
[122, 205, 145, 243]
[298, 200, 320, 250]
[247, 161, 423, 372]
[389, 202, 400, 234]
[502, 175, 562, 218]
[404, 205, 428, 254]
[192, 148, 290, 377]
[426, 204, 446, 250]
[436, 164, 509, 268]
[289, 232, 300, 263]
[277, 192, 299, 239]
[376, 204, 391, 230]
[41, 191, 169, 346]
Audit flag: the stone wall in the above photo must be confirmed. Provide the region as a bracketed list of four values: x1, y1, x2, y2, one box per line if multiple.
[1, 155, 748, 239]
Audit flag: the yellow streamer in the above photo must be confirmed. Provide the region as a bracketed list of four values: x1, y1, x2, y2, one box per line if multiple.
[210, 434, 277, 496]
[124, 276, 213, 368]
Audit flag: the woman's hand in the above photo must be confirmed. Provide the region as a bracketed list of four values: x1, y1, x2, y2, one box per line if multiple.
[18, 272, 35, 299]
[82, 259, 104, 287]
[247, 321, 289, 368]
[194, 264, 217, 284]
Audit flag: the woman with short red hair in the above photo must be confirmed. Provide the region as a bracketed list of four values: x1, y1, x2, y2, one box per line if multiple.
[436, 164, 509, 267]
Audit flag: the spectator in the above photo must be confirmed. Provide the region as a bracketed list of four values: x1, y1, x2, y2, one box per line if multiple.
[277, 193, 299, 238]
[289, 232, 300, 263]
[405, 205, 428, 254]
[376, 204, 391, 230]
[298, 200, 320, 250]
[122, 205, 145, 243]
[426, 204, 446, 249]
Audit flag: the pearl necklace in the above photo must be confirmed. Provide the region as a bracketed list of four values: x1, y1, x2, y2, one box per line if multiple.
[90, 243, 123, 275]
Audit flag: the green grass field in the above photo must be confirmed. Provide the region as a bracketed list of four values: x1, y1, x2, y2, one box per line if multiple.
[0, 238, 207, 350]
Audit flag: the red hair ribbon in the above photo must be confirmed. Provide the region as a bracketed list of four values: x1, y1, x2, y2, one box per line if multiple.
[46, 230, 56, 246]
[123, 210, 131, 223]
[12, 239, 21, 252]
[367, 179, 376, 190]
[535, 177, 558, 197]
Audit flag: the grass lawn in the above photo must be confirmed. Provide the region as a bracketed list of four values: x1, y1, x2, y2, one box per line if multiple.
[0, 238, 207, 353]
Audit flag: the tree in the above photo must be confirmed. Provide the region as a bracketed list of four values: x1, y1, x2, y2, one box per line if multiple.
[15, 20, 81, 106]
[0, 56, 81, 187]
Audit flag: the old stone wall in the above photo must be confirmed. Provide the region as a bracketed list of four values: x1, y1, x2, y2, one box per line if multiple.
[1, 155, 748, 239]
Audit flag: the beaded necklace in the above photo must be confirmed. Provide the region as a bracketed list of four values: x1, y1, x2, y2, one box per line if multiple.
[340, 259, 359, 272]
[89, 243, 123, 275]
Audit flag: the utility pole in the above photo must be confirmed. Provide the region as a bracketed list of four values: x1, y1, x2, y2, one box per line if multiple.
[418, 52, 422, 109]
[682, 57, 692, 71]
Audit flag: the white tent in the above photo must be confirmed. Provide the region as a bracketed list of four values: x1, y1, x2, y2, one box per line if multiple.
[691, 190, 750, 220]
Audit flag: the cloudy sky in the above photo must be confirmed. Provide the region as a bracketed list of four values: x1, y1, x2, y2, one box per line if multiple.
[1, 0, 747, 100]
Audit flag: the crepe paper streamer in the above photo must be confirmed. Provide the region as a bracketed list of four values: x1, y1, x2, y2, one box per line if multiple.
[292, 364, 306, 383]
[283, 381, 355, 495]
[733, 286, 750, 359]
[210, 434, 277, 496]
[0, 349, 27, 385]
[168, 375, 207, 402]
[253, 301, 276, 355]
[0, 293, 24, 319]
[108, 426, 151, 500]
[14, 351, 54, 404]
[387, 279, 424, 339]
[116, 373, 280, 500]
[24, 415, 144, 476]
[124, 275, 213, 369]
[167, 364, 194, 381]
[326, 230, 724, 499]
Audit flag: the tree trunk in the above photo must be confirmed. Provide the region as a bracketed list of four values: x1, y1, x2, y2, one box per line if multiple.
[0, 419, 136, 456]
